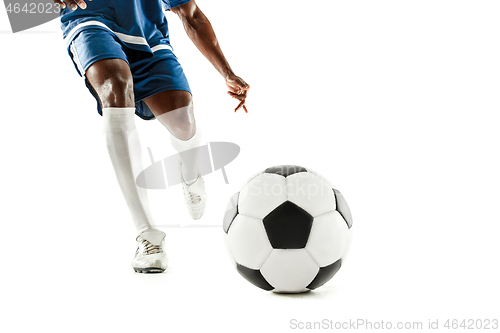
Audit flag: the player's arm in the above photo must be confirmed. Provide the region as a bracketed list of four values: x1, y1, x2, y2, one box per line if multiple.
[170, 0, 250, 112]
[53, 0, 87, 10]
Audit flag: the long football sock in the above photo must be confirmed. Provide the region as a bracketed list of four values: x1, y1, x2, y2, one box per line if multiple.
[101, 107, 155, 233]
[169, 128, 202, 184]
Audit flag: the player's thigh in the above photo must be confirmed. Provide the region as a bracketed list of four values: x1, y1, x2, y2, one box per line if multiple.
[143, 90, 192, 116]
[132, 47, 193, 127]
[68, 28, 134, 109]
[86, 58, 135, 108]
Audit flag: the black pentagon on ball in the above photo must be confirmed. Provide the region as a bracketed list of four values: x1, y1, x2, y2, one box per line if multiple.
[223, 192, 240, 234]
[306, 259, 342, 290]
[264, 165, 308, 177]
[333, 189, 353, 229]
[263, 201, 313, 249]
[236, 263, 274, 291]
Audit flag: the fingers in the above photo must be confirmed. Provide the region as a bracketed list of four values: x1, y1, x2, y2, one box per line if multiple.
[74, 0, 88, 9]
[228, 91, 248, 113]
[227, 85, 249, 96]
[231, 94, 248, 113]
[235, 100, 248, 113]
[235, 100, 244, 110]
[226, 75, 250, 113]
[227, 91, 247, 99]
[235, 86, 250, 96]
[60, 0, 87, 10]
[227, 89, 248, 112]
[53, 0, 64, 8]
[229, 83, 250, 95]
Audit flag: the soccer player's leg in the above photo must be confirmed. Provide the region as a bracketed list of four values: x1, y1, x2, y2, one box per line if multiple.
[144, 90, 207, 220]
[66, 27, 169, 273]
[84, 59, 168, 273]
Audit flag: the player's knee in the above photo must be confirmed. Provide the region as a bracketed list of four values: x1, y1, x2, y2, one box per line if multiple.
[173, 120, 196, 140]
[169, 105, 196, 140]
[86, 59, 135, 108]
[99, 74, 135, 108]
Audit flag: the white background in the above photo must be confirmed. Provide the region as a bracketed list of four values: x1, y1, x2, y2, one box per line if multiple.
[1, 0, 499, 332]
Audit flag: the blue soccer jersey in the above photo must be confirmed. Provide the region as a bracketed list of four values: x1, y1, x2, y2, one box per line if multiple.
[60, 0, 191, 53]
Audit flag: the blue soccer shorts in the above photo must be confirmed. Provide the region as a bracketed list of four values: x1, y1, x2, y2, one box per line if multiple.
[68, 27, 192, 120]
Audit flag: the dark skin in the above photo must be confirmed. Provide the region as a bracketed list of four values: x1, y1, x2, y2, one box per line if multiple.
[55, 0, 250, 115]
[170, 1, 249, 112]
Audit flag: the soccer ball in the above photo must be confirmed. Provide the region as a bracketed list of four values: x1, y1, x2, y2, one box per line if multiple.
[223, 165, 353, 293]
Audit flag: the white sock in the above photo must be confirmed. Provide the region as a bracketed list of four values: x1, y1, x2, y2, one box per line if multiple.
[170, 128, 202, 184]
[101, 107, 155, 234]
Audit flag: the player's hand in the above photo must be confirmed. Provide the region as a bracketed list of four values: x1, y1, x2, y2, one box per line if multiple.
[53, 0, 88, 10]
[226, 74, 250, 113]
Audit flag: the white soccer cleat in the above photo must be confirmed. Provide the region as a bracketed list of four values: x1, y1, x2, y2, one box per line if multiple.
[131, 229, 168, 273]
[181, 175, 207, 220]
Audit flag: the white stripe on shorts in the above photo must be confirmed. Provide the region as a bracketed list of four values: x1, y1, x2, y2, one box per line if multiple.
[70, 41, 85, 76]
[150, 44, 173, 53]
[64, 20, 172, 52]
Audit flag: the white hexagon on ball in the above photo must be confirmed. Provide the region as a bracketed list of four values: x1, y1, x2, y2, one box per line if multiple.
[286, 172, 336, 217]
[227, 214, 273, 270]
[238, 173, 287, 219]
[260, 249, 319, 293]
[305, 211, 350, 267]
